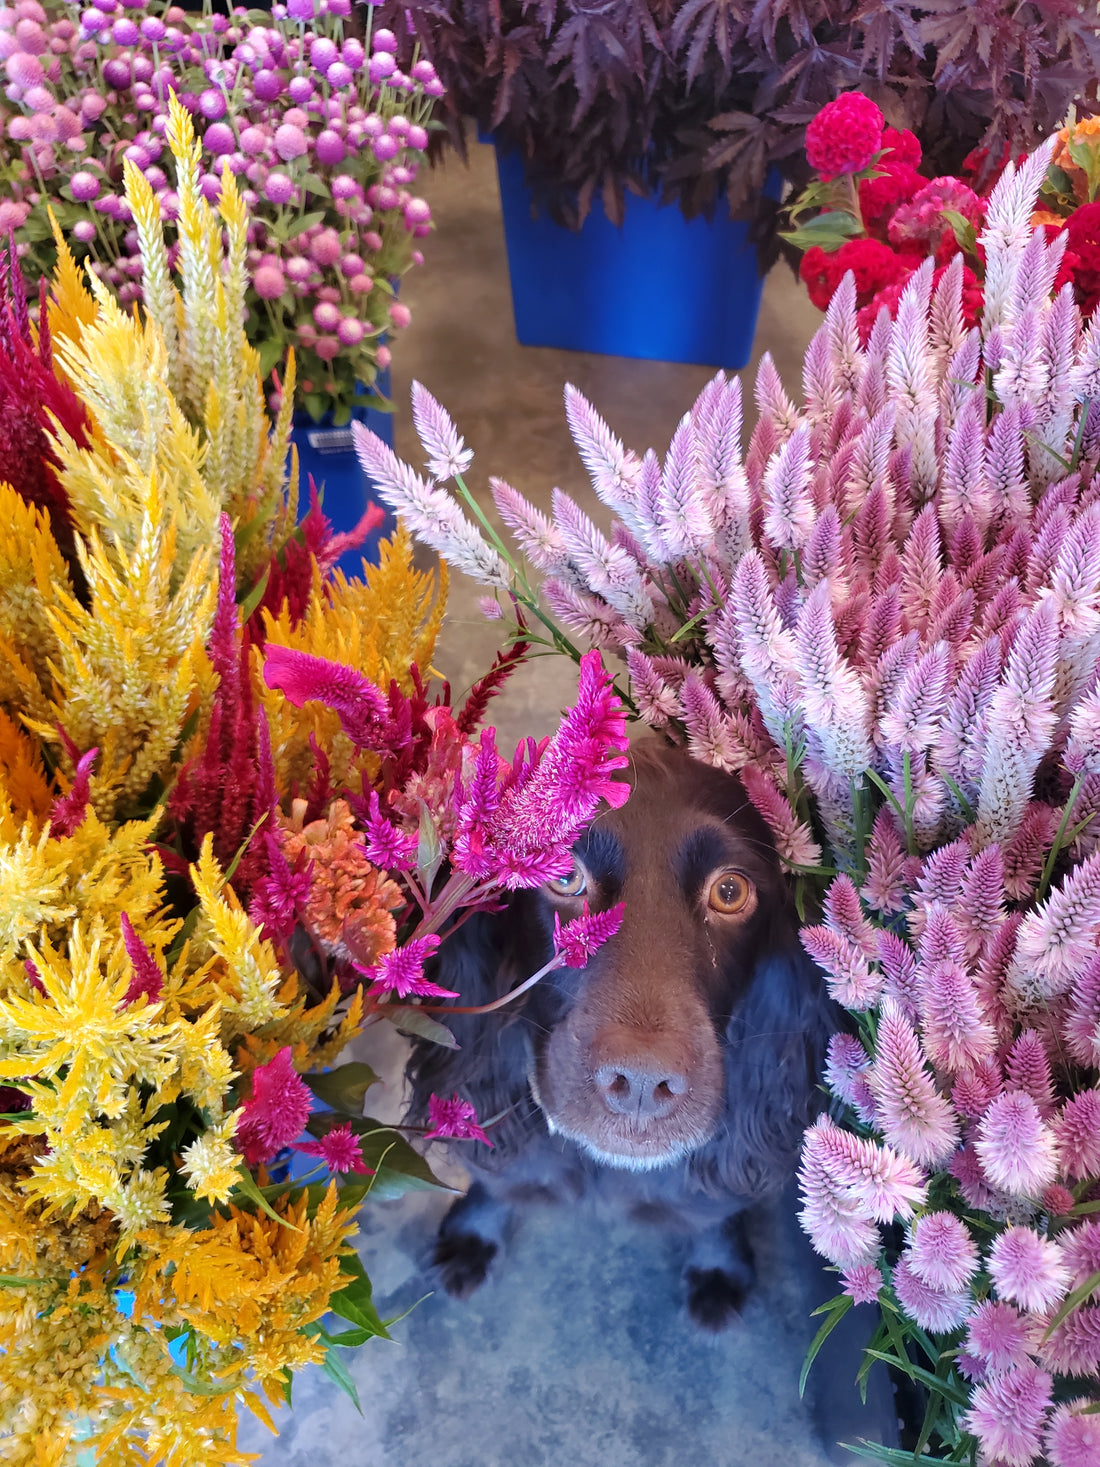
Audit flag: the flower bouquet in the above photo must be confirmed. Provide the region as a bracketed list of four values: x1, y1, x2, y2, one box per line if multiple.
[0, 98, 628, 1461]
[785, 94, 1100, 342]
[353, 139, 1100, 1462]
[0, 0, 441, 422]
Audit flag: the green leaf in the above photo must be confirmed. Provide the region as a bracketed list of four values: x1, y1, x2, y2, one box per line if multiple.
[170, 1365, 235, 1397]
[780, 211, 864, 254]
[799, 1293, 853, 1397]
[286, 210, 326, 240]
[328, 1253, 391, 1341]
[861, 1349, 969, 1406]
[0, 1275, 44, 1287]
[1042, 1267, 1100, 1339]
[941, 208, 979, 257]
[1067, 136, 1100, 202]
[305, 1116, 453, 1198]
[300, 172, 331, 199]
[837, 1441, 945, 1466]
[321, 1347, 363, 1413]
[302, 392, 327, 423]
[279, 1367, 293, 1408]
[386, 1005, 459, 1050]
[229, 1165, 302, 1231]
[255, 335, 285, 380]
[238, 568, 270, 624]
[305, 1063, 379, 1116]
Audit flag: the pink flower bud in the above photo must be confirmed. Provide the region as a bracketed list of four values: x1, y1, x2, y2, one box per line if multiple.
[389, 301, 411, 330]
[404, 196, 430, 227]
[285, 0, 314, 17]
[362, 112, 384, 137]
[274, 121, 307, 160]
[340, 252, 364, 277]
[110, 16, 137, 43]
[407, 123, 428, 151]
[331, 174, 361, 200]
[411, 59, 436, 83]
[341, 37, 364, 69]
[22, 82, 52, 110]
[70, 168, 99, 199]
[337, 315, 364, 346]
[376, 343, 391, 369]
[314, 333, 339, 360]
[6, 116, 32, 141]
[5, 50, 42, 86]
[314, 127, 344, 165]
[309, 34, 337, 72]
[328, 0, 350, 15]
[253, 263, 286, 300]
[312, 300, 340, 330]
[285, 256, 311, 282]
[412, 248, 423, 266]
[368, 52, 395, 83]
[310, 226, 341, 265]
[363, 229, 382, 251]
[72, 217, 96, 242]
[0, 199, 29, 230]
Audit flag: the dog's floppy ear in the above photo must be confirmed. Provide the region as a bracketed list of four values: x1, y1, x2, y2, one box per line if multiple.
[405, 900, 546, 1166]
[691, 936, 834, 1199]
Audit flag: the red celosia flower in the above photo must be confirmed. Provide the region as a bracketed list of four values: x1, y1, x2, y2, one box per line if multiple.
[236, 1046, 313, 1168]
[880, 127, 921, 168]
[356, 933, 457, 999]
[48, 745, 97, 839]
[120, 913, 164, 1006]
[295, 1121, 373, 1175]
[552, 900, 624, 968]
[805, 93, 884, 180]
[859, 161, 925, 234]
[888, 177, 985, 254]
[425, 1093, 492, 1146]
[1059, 202, 1100, 319]
[800, 239, 912, 313]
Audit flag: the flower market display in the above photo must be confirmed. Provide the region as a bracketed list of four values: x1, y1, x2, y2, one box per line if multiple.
[355, 138, 1100, 1463]
[787, 94, 1100, 341]
[377, 0, 1099, 230]
[0, 96, 630, 1463]
[0, 0, 440, 423]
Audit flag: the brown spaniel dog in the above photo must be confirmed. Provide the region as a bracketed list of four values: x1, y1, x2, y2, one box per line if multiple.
[408, 741, 834, 1329]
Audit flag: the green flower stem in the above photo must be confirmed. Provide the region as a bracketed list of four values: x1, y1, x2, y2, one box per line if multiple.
[1036, 773, 1085, 903]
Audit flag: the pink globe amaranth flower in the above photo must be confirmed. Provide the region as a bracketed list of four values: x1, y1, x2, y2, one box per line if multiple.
[964, 1300, 1041, 1377]
[274, 121, 307, 160]
[252, 67, 282, 102]
[21, 81, 52, 110]
[239, 123, 267, 156]
[805, 92, 884, 180]
[405, 196, 431, 227]
[309, 34, 337, 72]
[336, 316, 364, 347]
[72, 218, 95, 243]
[411, 58, 436, 83]
[989, 1226, 1072, 1314]
[339, 252, 364, 278]
[390, 301, 412, 330]
[376, 344, 391, 369]
[840, 1262, 883, 1305]
[312, 299, 340, 331]
[892, 1254, 972, 1333]
[309, 228, 341, 266]
[139, 14, 164, 41]
[425, 1093, 492, 1146]
[5, 49, 43, 86]
[363, 230, 383, 251]
[69, 168, 99, 200]
[408, 123, 429, 151]
[348, 272, 372, 296]
[235, 1046, 312, 1168]
[5, 116, 32, 142]
[331, 174, 362, 202]
[372, 132, 399, 163]
[1046, 1401, 1100, 1467]
[252, 264, 285, 300]
[110, 15, 137, 43]
[963, 1362, 1053, 1467]
[325, 59, 352, 89]
[287, 73, 312, 104]
[284, 254, 312, 283]
[372, 27, 397, 52]
[198, 86, 226, 120]
[907, 1211, 978, 1292]
[294, 1121, 372, 1175]
[286, 0, 314, 17]
[204, 121, 235, 156]
[314, 127, 344, 165]
[314, 335, 339, 361]
[975, 1090, 1059, 1199]
[264, 170, 293, 205]
[1054, 1088, 1100, 1181]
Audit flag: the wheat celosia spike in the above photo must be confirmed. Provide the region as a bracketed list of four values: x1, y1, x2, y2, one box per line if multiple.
[802, 504, 846, 590]
[975, 1089, 1059, 1199]
[929, 253, 969, 369]
[679, 672, 742, 773]
[738, 763, 821, 869]
[490, 476, 572, 578]
[824, 1031, 875, 1120]
[940, 389, 992, 534]
[730, 550, 800, 745]
[551, 487, 655, 628]
[656, 413, 713, 559]
[625, 648, 681, 728]
[1063, 950, 1100, 1066]
[879, 642, 952, 755]
[1006, 849, 1100, 1005]
[761, 422, 816, 554]
[410, 380, 475, 482]
[868, 999, 959, 1167]
[981, 135, 1058, 337]
[918, 958, 996, 1073]
[692, 373, 749, 529]
[824, 271, 863, 394]
[900, 505, 944, 631]
[562, 384, 641, 520]
[963, 1361, 1053, 1467]
[1053, 1089, 1100, 1183]
[794, 582, 873, 779]
[802, 323, 841, 426]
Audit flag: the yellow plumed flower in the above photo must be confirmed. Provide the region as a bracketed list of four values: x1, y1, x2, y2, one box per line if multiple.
[180, 1113, 241, 1205]
[0, 480, 73, 724]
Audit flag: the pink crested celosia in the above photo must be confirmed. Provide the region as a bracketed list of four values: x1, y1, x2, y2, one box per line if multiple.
[425, 1093, 492, 1146]
[236, 1047, 313, 1168]
[1063, 951, 1100, 1066]
[357, 933, 455, 999]
[1058, 1219, 1100, 1287]
[840, 1262, 883, 1305]
[49, 745, 98, 839]
[964, 1300, 1042, 1377]
[907, 1211, 979, 1292]
[1046, 1401, 1100, 1467]
[553, 901, 624, 968]
[295, 1121, 373, 1175]
[119, 912, 163, 1006]
[892, 1253, 972, 1333]
[975, 1090, 1059, 1199]
[963, 1361, 1053, 1467]
[359, 789, 419, 872]
[1053, 1088, 1100, 1182]
[263, 645, 409, 754]
[988, 1226, 1072, 1314]
[866, 1000, 959, 1167]
[917, 958, 995, 1072]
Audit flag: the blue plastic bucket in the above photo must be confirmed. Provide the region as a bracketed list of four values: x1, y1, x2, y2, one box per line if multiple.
[290, 372, 397, 576]
[491, 144, 771, 369]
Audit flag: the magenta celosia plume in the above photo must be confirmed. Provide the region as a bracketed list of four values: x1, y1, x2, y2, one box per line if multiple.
[235, 1047, 313, 1168]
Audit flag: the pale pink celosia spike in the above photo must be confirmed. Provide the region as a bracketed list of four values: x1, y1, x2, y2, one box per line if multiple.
[1053, 1088, 1100, 1182]
[738, 763, 822, 870]
[919, 959, 996, 1073]
[964, 1300, 1042, 1377]
[879, 641, 952, 754]
[793, 582, 873, 779]
[973, 909, 1023, 1040]
[824, 1032, 872, 1110]
[802, 321, 841, 425]
[862, 584, 902, 665]
[1018, 222, 1068, 314]
[1046, 1399, 1100, 1466]
[1006, 1030, 1057, 1118]
[963, 1360, 1054, 1466]
[868, 998, 960, 1167]
[911, 837, 970, 918]
[981, 135, 1058, 336]
[929, 253, 969, 368]
[801, 924, 882, 1010]
[803, 1115, 927, 1223]
[900, 505, 944, 632]
[956, 844, 1006, 961]
[625, 648, 681, 729]
[562, 383, 641, 517]
[1065, 685, 1100, 777]
[851, 484, 891, 583]
[976, 599, 1060, 850]
[925, 581, 976, 649]
[761, 422, 816, 555]
[824, 875, 878, 956]
[907, 1210, 979, 1292]
[989, 1224, 1071, 1314]
[753, 351, 801, 436]
[745, 411, 779, 498]
[840, 1262, 883, 1305]
[730, 550, 801, 745]
[868, 633, 922, 736]
[632, 447, 674, 564]
[1035, 284, 1081, 486]
[1048, 501, 1100, 630]
[490, 476, 572, 577]
[952, 1056, 1004, 1120]
[797, 1119, 883, 1268]
[679, 672, 743, 773]
[656, 412, 713, 558]
[409, 379, 474, 482]
[541, 578, 633, 648]
[1076, 304, 1100, 400]
[915, 903, 967, 966]
[1007, 850, 1100, 1005]
[1039, 1308, 1100, 1379]
[975, 1090, 1059, 1199]
[692, 373, 749, 526]
[886, 260, 939, 496]
[863, 806, 912, 916]
[1063, 950, 1100, 1066]
[940, 330, 984, 435]
[986, 403, 1032, 528]
[842, 404, 896, 517]
[877, 929, 921, 1020]
[857, 329, 889, 418]
[550, 486, 655, 628]
[951, 1141, 1003, 1211]
[892, 1253, 973, 1333]
[940, 389, 993, 534]
[1029, 502, 1073, 593]
[824, 271, 863, 394]
[1003, 802, 1056, 901]
[802, 503, 845, 590]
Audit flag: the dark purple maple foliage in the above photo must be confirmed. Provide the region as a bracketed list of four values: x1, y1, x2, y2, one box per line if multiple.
[376, 0, 1100, 231]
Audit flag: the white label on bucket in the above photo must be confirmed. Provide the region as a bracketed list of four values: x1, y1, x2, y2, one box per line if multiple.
[306, 428, 357, 454]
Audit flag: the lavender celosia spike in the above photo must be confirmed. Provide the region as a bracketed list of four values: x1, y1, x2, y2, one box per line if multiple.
[957, 845, 1006, 960]
[656, 412, 713, 558]
[900, 506, 944, 632]
[986, 404, 1031, 527]
[562, 384, 641, 520]
[802, 924, 881, 1011]
[1035, 284, 1082, 482]
[551, 487, 655, 628]
[761, 423, 816, 554]
[975, 1091, 1059, 1199]
[857, 311, 892, 419]
[964, 1363, 1053, 1464]
[994, 305, 1049, 414]
[878, 931, 920, 1021]
[1015, 221, 1066, 317]
[981, 135, 1058, 337]
[863, 808, 914, 915]
[1065, 685, 1100, 776]
[802, 322, 841, 425]
[730, 550, 800, 745]
[928, 254, 969, 370]
[753, 351, 801, 437]
[1062, 951, 1100, 1066]
[940, 389, 992, 533]
[692, 374, 750, 529]
[633, 448, 674, 564]
[862, 585, 902, 666]
[824, 272, 863, 395]
[1076, 308, 1100, 400]
[352, 425, 510, 587]
[824, 1033, 876, 1122]
[879, 642, 952, 755]
[409, 380, 475, 482]
[914, 902, 968, 967]
[679, 672, 746, 772]
[940, 330, 984, 434]
[976, 599, 1060, 849]
[738, 763, 822, 869]
[1053, 1089, 1100, 1181]
[542, 578, 633, 648]
[868, 999, 959, 1167]
[934, 636, 1003, 806]
[918, 959, 996, 1073]
[1047, 503, 1100, 712]
[794, 582, 873, 779]
[886, 260, 939, 495]
[801, 1115, 926, 1234]
[1003, 803, 1056, 902]
[490, 477, 575, 579]
[841, 405, 896, 517]
[907, 1210, 979, 1293]
[1005, 1030, 1056, 1119]
[803, 505, 846, 591]
[625, 648, 682, 728]
[868, 632, 921, 739]
[1006, 850, 1100, 1004]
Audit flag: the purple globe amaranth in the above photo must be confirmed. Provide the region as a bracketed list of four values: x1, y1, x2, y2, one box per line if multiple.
[253, 263, 286, 300]
[314, 127, 343, 165]
[263, 169, 293, 203]
[286, 73, 312, 103]
[198, 86, 225, 119]
[324, 59, 351, 89]
[273, 121, 306, 160]
[239, 123, 267, 155]
[69, 167, 99, 199]
[336, 315, 364, 346]
[309, 226, 341, 265]
[203, 121, 234, 155]
[252, 67, 281, 101]
[285, 0, 314, 17]
[312, 300, 340, 331]
[308, 34, 336, 72]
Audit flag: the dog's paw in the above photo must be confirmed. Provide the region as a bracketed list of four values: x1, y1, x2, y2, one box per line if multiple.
[433, 1232, 498, 1298]
[684, 1266, 749, 1332]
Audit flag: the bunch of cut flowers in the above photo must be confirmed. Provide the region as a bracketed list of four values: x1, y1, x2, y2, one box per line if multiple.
[353, 137, 1100, 1463]
[0, 96, 627, 1463]
[785, 91, 1100, 346]
[0, 0, 441, 424]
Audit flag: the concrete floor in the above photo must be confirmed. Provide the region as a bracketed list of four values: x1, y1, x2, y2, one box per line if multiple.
[246, 144, 899, 1467]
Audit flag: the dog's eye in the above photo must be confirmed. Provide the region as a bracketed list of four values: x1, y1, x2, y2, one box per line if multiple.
[545, 859, 587, 899]
[707, 870, 752, 915]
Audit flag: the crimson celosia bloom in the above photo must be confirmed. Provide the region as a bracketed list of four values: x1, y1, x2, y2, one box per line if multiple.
[804, 93, 884, 180]
[799, 239, 912, 313]
[425, 1093, 492, 1146]
[553, 901, 624, 968]
[357, 934, 456, 999]
[963, 1362, 1053, 1467]
[295, 1122, 373, 1175]
[49, 745, 97, 840]
[235, 1047, 313, 1168]
[119, 913, 164, 1007]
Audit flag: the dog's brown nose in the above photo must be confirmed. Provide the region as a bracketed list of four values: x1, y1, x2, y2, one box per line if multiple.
[591, 1030, 690, 1120]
